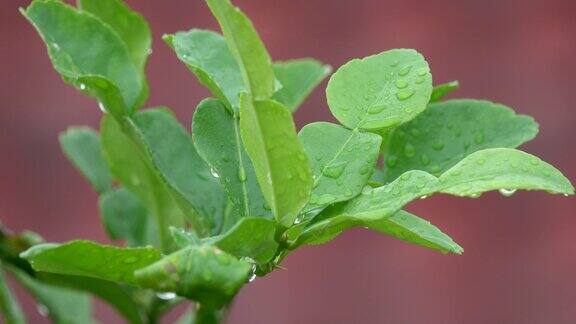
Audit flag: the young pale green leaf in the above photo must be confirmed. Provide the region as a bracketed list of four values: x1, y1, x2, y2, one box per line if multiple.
[293, 173, 431, 246]
[326, 49, 433, 130]
[239, 95, 313, 227]
[78, 0, 151, 70]
[37, 273, 143, 324]
[22, 0, 145, 115]
[135, 245, 251, 309]
[272, 59, 332, 112]
[299, 122, 381, 210]
[0, 263, 26, 324]
[126, 109, 227, 236]
[298, 148, 573, 246]
[209, 217, 278, 264]
[101, 115, 184, 250]
[9, 267, 93, 324]
[59, 127, 113, 194]
[20, 240, 161, 285]
[193, 98, 270, 220]
[430, 80, 459, 102]
[365, 210, 463, 255]
[383, 99, 539, 180]
[166, 30, 245, 110]
[436, 148, 574, 197]
[205, 0, 274, 99]
[99, 187, 156, 247]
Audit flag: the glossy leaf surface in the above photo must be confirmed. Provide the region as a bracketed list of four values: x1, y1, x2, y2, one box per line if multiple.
[239, 95, 313, 227]
[383, 99, 539, 180]
[272, 59, 331, 112]
[99, 187, 155, 247]
[366, 210, 463, 254]
[23, 1, 144, 115]
[205, 0, 274, 99]
[166, 30, 245, 109]
[327, 49, 432, 130]
[128, 109, 227, 236]
[60, 127, 113, 194]
[299, 149, 573, 245]
[21, 241, 161, 285]
[135, 245, 251, 308]
[193, 99, 270, 220]
[78, 0, 151, 70]
[210, 218, 278, 264]
[299, 122, 381, 210]
[101, 115, 183, 250]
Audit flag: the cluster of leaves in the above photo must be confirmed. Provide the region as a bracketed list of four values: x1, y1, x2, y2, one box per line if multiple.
[1, 0, 573, 323]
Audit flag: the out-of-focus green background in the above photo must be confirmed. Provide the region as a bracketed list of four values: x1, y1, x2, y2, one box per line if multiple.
[1, 0, 575, 323]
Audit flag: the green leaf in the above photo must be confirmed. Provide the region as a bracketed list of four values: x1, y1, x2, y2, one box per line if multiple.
[165, 30, 245, 110]
[37, 273, 143, 324]
[209, 218, 278, 264]
[59, 126, 113, 194]
[170, 227, 202, 247]
[299, 122, 381, 210]
[436, 148, 574, 197]
[239, 95, 313, 227]
[0, 263, 25, 324]
[326, 49, 433, 130]
[101, 114, 184, 251]
[298, 148, 573, 245]
[78, 0, 151, 70]
[126, 109, 227, 236]
[383, 99, 539, 180]
[21, 240, 161, 285]
[205, 0, 274, 99]
[22, 0, 145, 115]
[430, 80, 459, 102]
[172, 218, 278, 264]
[9, 267, 93, 324]
[99, 187, 156, 247]
[365, 210, 463, 255]
[193, 98, 270, 220]
[272, 59, 332, 112]
[135, 245, 251, 309]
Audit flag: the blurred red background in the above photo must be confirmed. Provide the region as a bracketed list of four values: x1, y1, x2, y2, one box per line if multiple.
[1, 0, 576, 323]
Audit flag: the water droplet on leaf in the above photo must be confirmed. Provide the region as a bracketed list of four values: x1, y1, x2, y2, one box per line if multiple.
[420, 154, 430, 165]
[416, 67, 429, 76]
[398, 65, 412, 76]
[395, 79, 409, 89]
[323, 162, 346, 179]
[248, 264, 257, 283]
[498, 188, 516, 197]
[122, 256, 140, 264]
[396, 89, 414, 101]
[432, 141, 445, 151]
[368, 105, 386, 114]
[404, 143, 416, 158]
[98, 102, 107, 113]
[238, 167, 247, 182]
[386, 156, 398, 168]
[37, 304, 49, 317]
[474, 133, 485, 144]
[157, 292, 177, 300]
